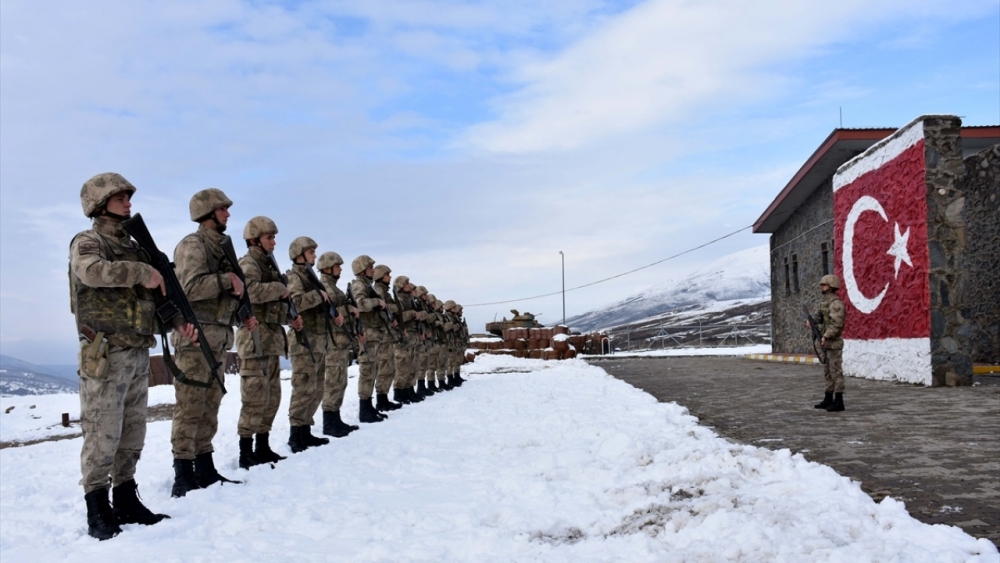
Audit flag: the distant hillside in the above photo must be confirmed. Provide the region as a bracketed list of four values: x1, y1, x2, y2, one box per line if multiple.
[567, 245, 770, 333]
[0, 355, 78, 396]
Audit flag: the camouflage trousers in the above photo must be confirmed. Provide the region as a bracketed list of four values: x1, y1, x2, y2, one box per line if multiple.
[289, 331, 332, 426]
[435, 344, 448, 384]
[78, 342, 149, 494]
[323, 344, 350, 412]
[392, 334, 417, 390]
[238, 354, 281, 437]
[357, 328, 383, 399]
[374, 332, 397, 395]
[171, 323, 232, 460]
[824, 348, 845, 393]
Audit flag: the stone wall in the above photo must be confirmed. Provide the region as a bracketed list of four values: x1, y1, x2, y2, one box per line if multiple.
[922, 116, 972, 386]
[958, 144, 1000, 365]
[769, 177, 835, 354]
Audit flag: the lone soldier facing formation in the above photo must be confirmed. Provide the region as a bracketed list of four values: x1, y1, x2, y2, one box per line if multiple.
[810, 274, 847, 412]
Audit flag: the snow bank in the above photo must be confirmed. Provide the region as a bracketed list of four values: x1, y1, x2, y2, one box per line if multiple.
[0, 356, 994, 562]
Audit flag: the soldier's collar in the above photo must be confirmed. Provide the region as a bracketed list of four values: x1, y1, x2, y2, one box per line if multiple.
[93, 216, 127, 239]
[198, 222, 227, 242]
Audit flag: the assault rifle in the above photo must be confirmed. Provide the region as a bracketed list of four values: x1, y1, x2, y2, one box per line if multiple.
[122, 214, 227, 394]
[219, 236, 265, 369]
[304, 264, 359, 358]
[348, 280, 403, 344]
[344, 284, 366, 344]
[802, 304, 828, 364]
[267, 251, 314, 363]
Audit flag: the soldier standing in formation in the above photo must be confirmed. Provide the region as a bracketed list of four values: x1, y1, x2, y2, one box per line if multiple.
[811, 274, 846, 412]
[316, 251, 360, 437]
[390, 275, 424, 404]
[235, 217, 298, 468]
[285, 236, 334, 451]
[350, 255, 389, 423]
[372, 264, 403, 413]
[71, 174, 198, 540]
[171, 188, 250, 497]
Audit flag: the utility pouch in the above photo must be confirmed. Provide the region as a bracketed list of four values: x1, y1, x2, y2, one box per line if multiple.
[79, 330, 110, 379]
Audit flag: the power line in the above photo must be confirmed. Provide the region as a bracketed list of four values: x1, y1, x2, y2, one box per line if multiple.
[464, 224, 754, 307]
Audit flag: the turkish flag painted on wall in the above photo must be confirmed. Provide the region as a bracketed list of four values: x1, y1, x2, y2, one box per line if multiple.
[834, 140, 930, 340]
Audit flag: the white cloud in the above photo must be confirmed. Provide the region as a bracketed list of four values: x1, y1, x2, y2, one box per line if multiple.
[464, 0, 988, 153]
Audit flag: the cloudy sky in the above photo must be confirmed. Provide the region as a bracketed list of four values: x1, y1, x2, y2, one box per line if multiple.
[1, 0, 997, 364]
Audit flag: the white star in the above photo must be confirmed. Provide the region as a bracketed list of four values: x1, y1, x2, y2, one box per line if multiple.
[886, 222, 912, 279]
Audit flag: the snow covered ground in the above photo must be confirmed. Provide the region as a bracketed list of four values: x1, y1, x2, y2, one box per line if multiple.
[1, 355, 995, 562]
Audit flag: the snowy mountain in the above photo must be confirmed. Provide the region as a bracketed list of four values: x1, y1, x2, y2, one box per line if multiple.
[0, 355, 78, 396]
[567, 245, 770, 333]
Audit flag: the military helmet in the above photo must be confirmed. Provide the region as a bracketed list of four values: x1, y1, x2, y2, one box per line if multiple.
[288, 236, 318, 261]
[444, 300, 456, 310]
[189, 188, 233, 222]
[393, 275, 410, 292]
[820, 274, 841, 289]
[373, 264, 391, 280]
[317, 251, 344, 271]
[352, 255, 375, 276]
[243, 216, 278, 240]
[413, 285, 427, 297]
[80, 173, 136, 217]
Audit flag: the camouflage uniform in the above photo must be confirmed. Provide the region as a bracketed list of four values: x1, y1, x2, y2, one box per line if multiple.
[236, 245, 289, 436]
[71, 216, 157, 494]
[350, 270, 385, 400]
[819, 291, 846, 393]
[391, 277, 421, 393]
[372, 271, 398, 397]
[321, 270, 353, 413]
[170, 223, 237, 460]
[71, 172, 170, 540]
[286, 260, 331, 428]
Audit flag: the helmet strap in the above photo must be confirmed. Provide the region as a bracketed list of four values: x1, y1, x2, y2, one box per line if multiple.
[98, 207, 130, 222]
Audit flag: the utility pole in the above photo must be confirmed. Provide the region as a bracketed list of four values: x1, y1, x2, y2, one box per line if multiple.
[559, 250, 565, 325]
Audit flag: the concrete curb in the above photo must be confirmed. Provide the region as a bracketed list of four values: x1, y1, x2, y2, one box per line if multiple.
[746, 353, 820, 364]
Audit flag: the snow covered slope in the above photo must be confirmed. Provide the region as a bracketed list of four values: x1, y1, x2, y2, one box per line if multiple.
[0, 355, 78, 396]
[0, 356, 995, 562]
[567, 245, 770, 332]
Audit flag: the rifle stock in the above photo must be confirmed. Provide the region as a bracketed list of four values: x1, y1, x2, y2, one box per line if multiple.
[122, 214, 227, 394]
[267, 252, 315, 363]
[802, 304, 828, 365]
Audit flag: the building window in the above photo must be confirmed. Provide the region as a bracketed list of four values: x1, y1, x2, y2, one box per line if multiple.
[821, 243, 829, 275]
[792, 254, 800, 293]
[784, 257, 790, 295]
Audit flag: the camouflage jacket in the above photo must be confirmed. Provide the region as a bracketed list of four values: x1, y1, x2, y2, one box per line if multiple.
[819, 292, 846, 350]
[393, 289, 420, 333]
[321, 273, 353, 349]
[174, 224, 238, 327]
[287, 263, 329, 337]
[236, 246, 289, 358]
[69, 217, 158, 348]
[350, 275, 383, 332]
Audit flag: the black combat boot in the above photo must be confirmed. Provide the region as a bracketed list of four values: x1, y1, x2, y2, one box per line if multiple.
[322, 410, 354, 438]
[255, 432, 286, 463]
[288, 426, 310, 453]
[302, 425, 330, 447]
[194, 452, 240, 488]
[408, 386, 425, 402]
[428, 380, 440, 393]
[85, 488, 121, 541]
[376, 393, 402, 412]
[439, 377, 454, 391]
[359, 398, 386, 423]
[393, 387, 413, 404]
[451, 372, 464, 386]
[112, 480, 169, 526]
[171, 458, 201, 498]
[826, 393, 845, 412]
[417, 379, 432, 397]
[239, 437, 261, 469]
[814, 392, 834, 409]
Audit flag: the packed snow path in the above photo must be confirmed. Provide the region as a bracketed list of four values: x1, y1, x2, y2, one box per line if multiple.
[1, 356, 995, 562]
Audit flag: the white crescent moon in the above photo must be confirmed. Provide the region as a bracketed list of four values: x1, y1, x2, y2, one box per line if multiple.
[843, 195, 889, 314]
